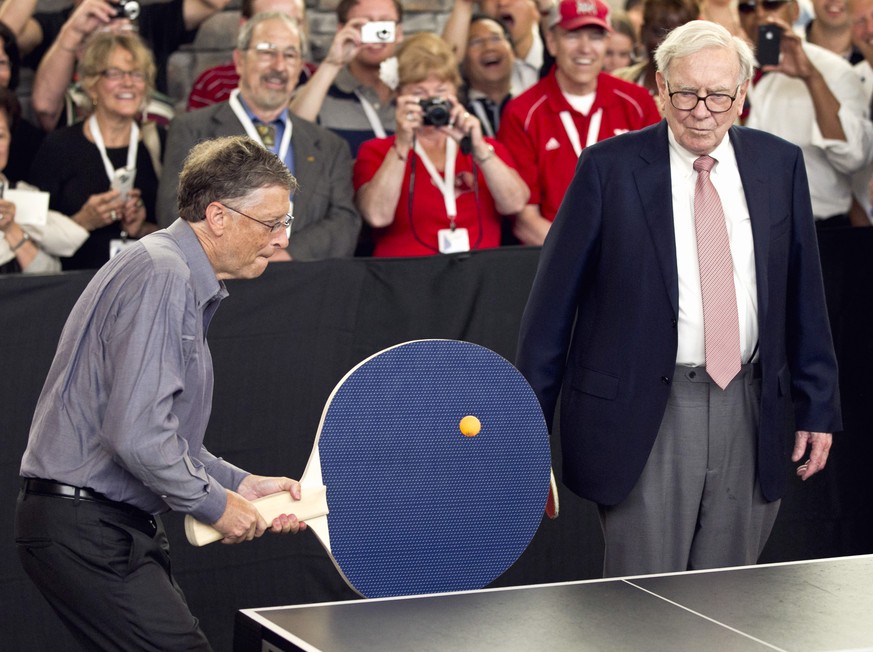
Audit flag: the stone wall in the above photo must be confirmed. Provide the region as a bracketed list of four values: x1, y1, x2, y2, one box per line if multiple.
[24, 1, 461, 108]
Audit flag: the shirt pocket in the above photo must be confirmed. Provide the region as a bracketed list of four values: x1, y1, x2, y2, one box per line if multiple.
[571, 367, 619, 400]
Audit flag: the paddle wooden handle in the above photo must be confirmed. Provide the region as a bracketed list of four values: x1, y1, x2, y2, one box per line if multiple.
[184, 485, 329, 546]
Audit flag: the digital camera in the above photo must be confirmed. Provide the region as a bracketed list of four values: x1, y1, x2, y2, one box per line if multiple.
[419, 97, 451, 127]
[112, 1, 141, 21]
[360, 21, 396, 44]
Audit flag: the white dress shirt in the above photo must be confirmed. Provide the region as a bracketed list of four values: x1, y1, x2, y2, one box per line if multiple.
[852, 59, 873, 224]
[669, 129, 759, 367]
[511, 26, 544, 95]
[747, 41, 873, 219]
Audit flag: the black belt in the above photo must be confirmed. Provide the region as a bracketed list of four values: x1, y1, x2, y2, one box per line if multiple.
[21, 477, 116, 503]
[20, 478, 156, 533]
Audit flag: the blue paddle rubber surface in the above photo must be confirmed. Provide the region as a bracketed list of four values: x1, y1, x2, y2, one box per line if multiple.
[318, 340, 551, 598]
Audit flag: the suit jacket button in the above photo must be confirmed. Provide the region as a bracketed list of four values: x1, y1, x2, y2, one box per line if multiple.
[671, 319, 677, 328]
[661, 376, 670, 384]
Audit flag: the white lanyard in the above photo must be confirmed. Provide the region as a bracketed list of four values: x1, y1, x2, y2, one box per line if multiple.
[470, 99, 494, 138]
[414, 137, 458, 221]
[88, 114, 138, 183]
[354, 90, 387, 139]
[229, 89, 292, 163]
[558, 108, 603, 158]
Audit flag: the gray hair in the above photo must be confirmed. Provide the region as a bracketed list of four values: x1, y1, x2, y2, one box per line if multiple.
[177, 136, 297, 222]
[654, 19, 755, 87]
[237, 11, 306, 55]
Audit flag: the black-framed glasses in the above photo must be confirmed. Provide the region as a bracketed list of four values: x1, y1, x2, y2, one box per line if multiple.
[666, 82, 740, 113]
[221, 203, 293, 235]
[737, 0, 792, 14]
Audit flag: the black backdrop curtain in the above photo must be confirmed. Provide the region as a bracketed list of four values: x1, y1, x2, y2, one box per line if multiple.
[1, 235, 871, 651]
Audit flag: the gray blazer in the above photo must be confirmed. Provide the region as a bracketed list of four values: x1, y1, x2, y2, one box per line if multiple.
[157, 103, 361, 260]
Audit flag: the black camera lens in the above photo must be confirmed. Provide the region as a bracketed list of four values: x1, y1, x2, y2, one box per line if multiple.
[419, 98, 451, 127]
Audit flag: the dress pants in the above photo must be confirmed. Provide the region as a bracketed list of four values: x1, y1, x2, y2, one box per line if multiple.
[15, 490, 212, 651]
[598, 364, 781, 577]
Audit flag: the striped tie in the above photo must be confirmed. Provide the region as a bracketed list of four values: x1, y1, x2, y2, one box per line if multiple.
[693, 155, 741, 390]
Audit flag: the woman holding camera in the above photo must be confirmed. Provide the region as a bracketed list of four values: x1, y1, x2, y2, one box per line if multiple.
[354, 32, 528, 257]
[28, 31, 160, 270]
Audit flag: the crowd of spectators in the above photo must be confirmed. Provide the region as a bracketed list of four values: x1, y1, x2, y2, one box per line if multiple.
[0, 0, 870, 272]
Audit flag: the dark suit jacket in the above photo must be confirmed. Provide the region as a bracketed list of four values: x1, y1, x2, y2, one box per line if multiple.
[157, 102, 360, 260]
[516, 120, 842, 507]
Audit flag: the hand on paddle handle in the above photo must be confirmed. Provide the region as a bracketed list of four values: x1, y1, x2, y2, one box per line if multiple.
[212, 475, 307, 544]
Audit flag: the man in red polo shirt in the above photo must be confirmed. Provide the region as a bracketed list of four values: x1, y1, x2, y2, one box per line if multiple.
[498, 0, 661, 245]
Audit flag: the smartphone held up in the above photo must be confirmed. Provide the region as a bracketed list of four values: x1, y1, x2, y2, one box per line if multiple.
[757, 24, 782, 67]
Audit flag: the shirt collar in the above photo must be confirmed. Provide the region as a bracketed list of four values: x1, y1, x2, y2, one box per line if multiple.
[334, 66, 365, 94]
[667, 126, 737, 180]
[167, 219, 228, 308]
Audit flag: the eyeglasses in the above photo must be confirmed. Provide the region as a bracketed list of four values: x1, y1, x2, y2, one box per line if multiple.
[737, 0, 792, 14]
[246, 42, 301, 65]
[666, 82, 740, 113]
[221, 203, 294, 236]
[100, 67, 147, 82]
[468, 34, 509, 50]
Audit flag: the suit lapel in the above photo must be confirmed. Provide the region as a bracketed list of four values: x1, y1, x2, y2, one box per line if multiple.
[287, 115, 318, 212]
[635, 121, 679, 318]
[213, 103, 249, 138]
[730, 127, 770, 327]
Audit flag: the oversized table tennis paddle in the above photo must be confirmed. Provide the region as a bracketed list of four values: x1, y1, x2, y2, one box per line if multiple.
[185, 339, 551, 598]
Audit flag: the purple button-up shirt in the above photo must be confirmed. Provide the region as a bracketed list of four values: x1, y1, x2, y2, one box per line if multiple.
[21, 219, 247, 524]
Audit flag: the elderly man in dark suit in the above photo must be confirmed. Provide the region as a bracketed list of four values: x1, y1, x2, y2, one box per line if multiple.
[517, 19, 841, 577]
[158, 11, 360, 260]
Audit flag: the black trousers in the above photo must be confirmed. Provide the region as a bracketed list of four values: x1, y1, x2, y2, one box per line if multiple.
[15, 487, 212, 651]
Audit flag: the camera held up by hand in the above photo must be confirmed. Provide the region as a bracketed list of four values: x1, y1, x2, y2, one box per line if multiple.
[419, 98, 451, 127]
[112, 1, 141, 21]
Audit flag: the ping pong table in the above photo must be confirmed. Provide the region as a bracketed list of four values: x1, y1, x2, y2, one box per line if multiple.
[234, 554, 873, 651]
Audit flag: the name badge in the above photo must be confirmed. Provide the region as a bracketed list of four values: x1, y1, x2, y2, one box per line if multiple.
[437, 227, 470, 254]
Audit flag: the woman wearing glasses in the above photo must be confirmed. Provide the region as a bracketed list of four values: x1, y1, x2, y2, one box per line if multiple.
[28, 31, 161, 270]
[354, 32, 528, 257]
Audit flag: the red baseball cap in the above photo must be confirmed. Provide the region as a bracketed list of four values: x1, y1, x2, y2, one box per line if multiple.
[549, 0, 613, 32]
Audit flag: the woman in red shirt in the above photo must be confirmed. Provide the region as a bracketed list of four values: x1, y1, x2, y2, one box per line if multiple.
[354, 32, 528, 257]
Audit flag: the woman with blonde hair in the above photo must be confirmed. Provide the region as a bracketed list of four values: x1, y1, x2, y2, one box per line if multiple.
[28, 31, 162, 270]
[354, 32, 529, 257]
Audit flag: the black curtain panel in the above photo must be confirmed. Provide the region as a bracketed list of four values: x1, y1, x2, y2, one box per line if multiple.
[2, 235, 871, 652]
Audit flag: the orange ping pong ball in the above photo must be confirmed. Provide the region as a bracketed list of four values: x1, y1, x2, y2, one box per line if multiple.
[459, 415, 481, 437]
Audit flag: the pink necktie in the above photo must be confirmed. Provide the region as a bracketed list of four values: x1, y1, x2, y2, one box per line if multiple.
[693, 155, 741, 390]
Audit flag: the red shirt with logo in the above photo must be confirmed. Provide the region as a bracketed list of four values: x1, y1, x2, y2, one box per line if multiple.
[498, 69, 660, 222]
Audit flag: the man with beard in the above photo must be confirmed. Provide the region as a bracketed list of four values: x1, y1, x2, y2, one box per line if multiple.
[157, 12, 360, 260]
[289, 0, 402, 156]
[187, 0, 314, 111]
